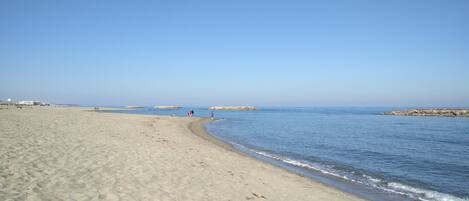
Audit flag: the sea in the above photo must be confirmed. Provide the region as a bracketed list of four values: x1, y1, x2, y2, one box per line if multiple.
[101, 107, 469, 201]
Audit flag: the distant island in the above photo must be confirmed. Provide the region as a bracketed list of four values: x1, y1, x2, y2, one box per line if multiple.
[154, 106, 182, 110]
[384, 109, 469, 117]
[208, 106, 257, 111]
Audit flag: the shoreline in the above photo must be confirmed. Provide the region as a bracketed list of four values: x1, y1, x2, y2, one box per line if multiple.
[102, 106, 469, 201]
[99, 108, 372, 200]
[85, 106, 406, 200]
[1, 106, 365, 201]
[99, 107, 401, 201]
[188, 117, 407, 201]
[188, 118, 239, 153]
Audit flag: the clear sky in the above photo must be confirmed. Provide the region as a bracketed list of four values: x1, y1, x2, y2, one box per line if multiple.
[1, 0, 468, 107]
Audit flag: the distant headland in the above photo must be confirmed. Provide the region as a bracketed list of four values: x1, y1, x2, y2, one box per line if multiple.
[384, 109, 469, 117]
[208, 106, 257, 111]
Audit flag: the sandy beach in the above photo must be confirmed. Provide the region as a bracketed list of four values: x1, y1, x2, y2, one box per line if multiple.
[0, 106, 364, 201]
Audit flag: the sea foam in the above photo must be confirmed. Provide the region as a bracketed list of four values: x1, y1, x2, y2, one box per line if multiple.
[232, 142, 469, 201]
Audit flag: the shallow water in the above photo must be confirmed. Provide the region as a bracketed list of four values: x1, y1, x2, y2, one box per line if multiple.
[105, 107, 469, 201]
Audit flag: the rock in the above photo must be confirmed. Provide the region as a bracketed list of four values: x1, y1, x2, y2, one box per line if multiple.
[125, 106, 144, 109]
[154, 106, 182, 110]
[208, 106, 257, 111]
[384, 109, 469, 117]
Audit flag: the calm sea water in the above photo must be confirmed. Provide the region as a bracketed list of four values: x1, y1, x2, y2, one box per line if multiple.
[104, 107, 469, 201]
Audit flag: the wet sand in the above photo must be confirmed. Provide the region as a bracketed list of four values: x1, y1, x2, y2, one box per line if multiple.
[0, 106, 364, 201]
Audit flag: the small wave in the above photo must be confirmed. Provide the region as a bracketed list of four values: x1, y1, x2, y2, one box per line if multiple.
[387, 182, 469, 201]
[251, 149, 364, 181]
[213, 118, 226, 122]
[363, 174, 382, 183]
[232, 143, 468, 201]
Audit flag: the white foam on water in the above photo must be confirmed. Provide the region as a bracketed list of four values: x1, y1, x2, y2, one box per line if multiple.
[387, 182, 469, 201]
[364, 174, 382, 183]
[230, 142, 469, 201]
[212, 118, 226, 122]
[248, 148, 357, 182]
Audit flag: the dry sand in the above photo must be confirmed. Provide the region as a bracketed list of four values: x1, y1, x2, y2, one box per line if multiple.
[0, 106, 364, 201]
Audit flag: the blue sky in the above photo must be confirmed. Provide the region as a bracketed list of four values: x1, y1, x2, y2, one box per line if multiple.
[1, 0, 468, 107]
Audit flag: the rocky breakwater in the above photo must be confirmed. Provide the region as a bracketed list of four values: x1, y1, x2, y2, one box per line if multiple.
[385, 109, 469, 117]
[208, 106, 257, 111]
[154, 106, 182, 110]
[126, 106, 144, 109]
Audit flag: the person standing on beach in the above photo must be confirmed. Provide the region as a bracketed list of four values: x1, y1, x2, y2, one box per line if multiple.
[188, 110, 194, 117]
[210, 111, 214, 120]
